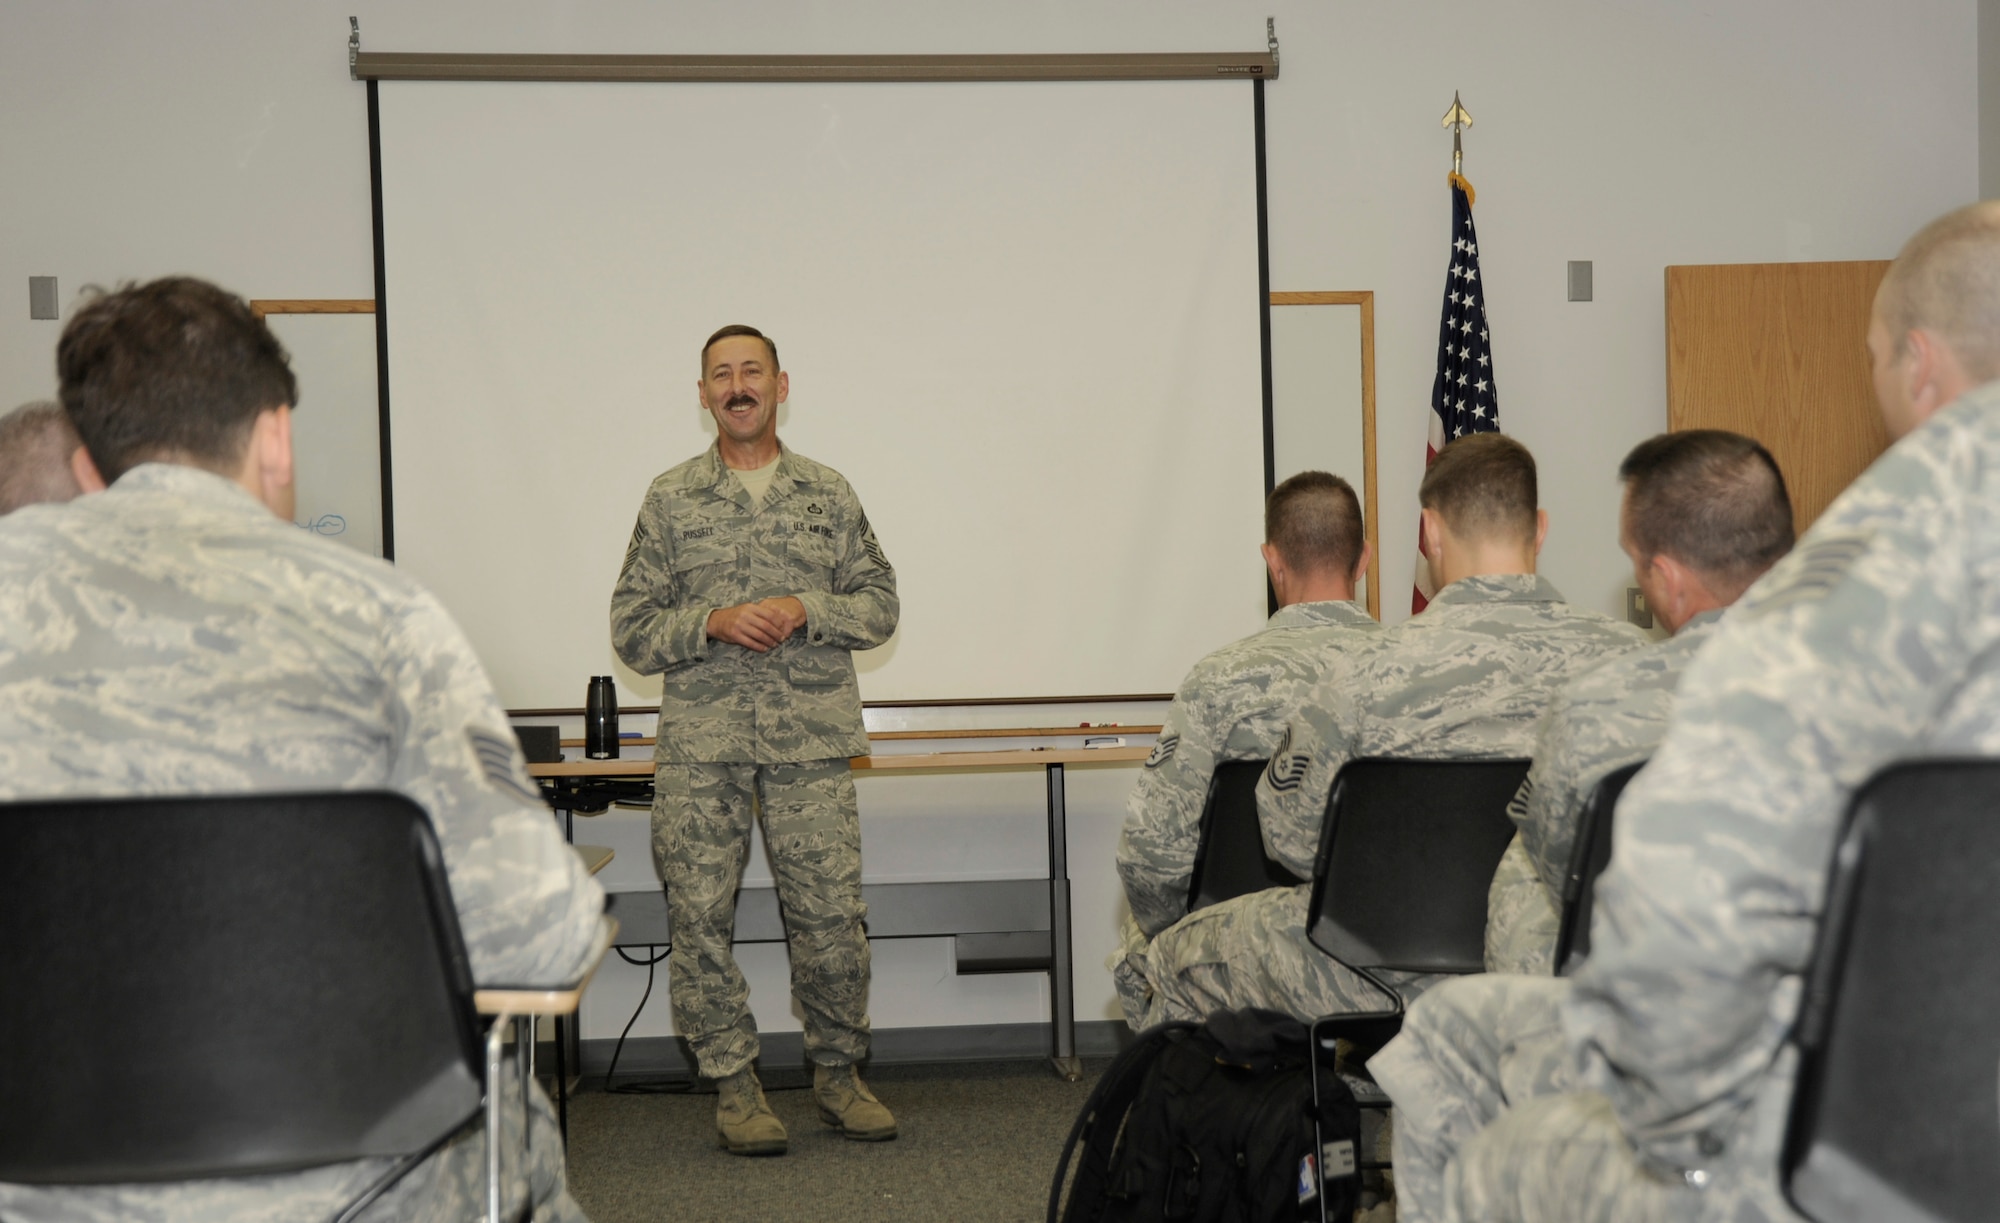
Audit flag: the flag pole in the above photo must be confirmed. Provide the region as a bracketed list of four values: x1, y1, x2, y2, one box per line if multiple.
[1442, 91, 1474, 198]
[1413, 92, 1498, 615]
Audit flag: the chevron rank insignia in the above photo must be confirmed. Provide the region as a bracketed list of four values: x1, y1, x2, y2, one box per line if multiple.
[468, 727, 544, 805]
[1264, 729, 1309, 793]
[1743, 531, 1873, 620]
[1144, 733, 1179, 769]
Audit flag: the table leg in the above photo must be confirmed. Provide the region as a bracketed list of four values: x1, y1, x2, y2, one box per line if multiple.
[517, 1016, 535, 1141]
[1045, 763, 1082, 1081]
[555, 1013, 569, 1143]
[550, 793, 576, 1142]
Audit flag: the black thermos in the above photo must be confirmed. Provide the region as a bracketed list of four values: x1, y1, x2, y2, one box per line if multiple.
[585, 675, 619, 759]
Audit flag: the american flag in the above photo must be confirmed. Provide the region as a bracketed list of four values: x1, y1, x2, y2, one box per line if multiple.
[1412, 173, 1500, 613]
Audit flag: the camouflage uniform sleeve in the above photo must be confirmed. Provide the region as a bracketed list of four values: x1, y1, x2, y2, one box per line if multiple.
[1484, 833, 1560, 975]
[794, 480, 899, 650]
[610, 483, 714, 676]
[1514, 696, 1588, 894]
[386, 587, 606, 988]
[1255, 682, 1361, 879]
[1565, 415, 1988, 1175]
[1118, 667, 1223, 938]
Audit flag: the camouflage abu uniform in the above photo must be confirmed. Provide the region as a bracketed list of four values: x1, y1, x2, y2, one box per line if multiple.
[1372, 384, 2000, 1222]
[0, 464, 605, 1223]
[1117, 600, 1380, 935]
[1124, 575, 1642, 1027]
[610, 443, 896, 1080]
[1111, 600, 1380, 1022]
[1484, 609, 1724, 975]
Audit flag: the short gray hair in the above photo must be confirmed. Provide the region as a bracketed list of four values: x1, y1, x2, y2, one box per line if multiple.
[0, 400, 84, 514]
[1878, 201, 2000, 382]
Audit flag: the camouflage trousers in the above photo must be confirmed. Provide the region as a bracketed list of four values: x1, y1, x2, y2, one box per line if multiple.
[1115, 885, 1439, 1029]
[653, 759, 871, 1079]
[0, 1049, 582, 1223]
[1483, 834, 1562, 975]
[1374, 973, 1807, 1222]
[1372, 974, 1702, 1223]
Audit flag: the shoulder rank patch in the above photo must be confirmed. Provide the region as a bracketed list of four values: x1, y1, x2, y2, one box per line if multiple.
[1264, 727, 1309, 793]
[1144, 733, 1179, 769]
[865, 535, 887, 567]
[1505, 773, 1533, 826]
[1742, 531, 1874, 620]
[468, 727, 545, 806]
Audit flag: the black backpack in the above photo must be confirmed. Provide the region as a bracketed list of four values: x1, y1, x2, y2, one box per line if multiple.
[1049, 1009, 1361, 1223]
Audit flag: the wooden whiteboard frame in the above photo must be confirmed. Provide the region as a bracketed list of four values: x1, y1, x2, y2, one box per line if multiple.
[249, 300, 374, 318]
[1269, 291, 1380, 621]
[249, 299, 385, 558]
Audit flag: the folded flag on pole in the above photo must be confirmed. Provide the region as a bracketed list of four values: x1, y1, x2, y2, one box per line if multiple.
[1412, 170, 1501, 613]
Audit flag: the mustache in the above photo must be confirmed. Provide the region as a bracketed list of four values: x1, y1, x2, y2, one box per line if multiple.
[726, 394, 758, 410]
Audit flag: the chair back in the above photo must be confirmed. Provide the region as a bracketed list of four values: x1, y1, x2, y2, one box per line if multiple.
[1553, 760, 1646, 976]
[1305, 757, 1530, 974]
[0, 791, 484, 1185]
[1782, 760, 2000, 1223]
[1185, 760, 1304, 915]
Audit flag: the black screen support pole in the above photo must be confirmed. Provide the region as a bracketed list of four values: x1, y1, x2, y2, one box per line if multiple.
[367, 78, 396, 562]
[1254, 76, 1277, 616]
[1254, 76, 1275, 498]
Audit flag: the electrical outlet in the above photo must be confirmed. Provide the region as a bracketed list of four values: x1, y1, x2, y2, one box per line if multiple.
[1625, 586, 1653, 630]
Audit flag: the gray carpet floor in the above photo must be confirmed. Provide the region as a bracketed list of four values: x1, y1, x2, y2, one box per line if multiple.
[564, 1060, 1105, 1223]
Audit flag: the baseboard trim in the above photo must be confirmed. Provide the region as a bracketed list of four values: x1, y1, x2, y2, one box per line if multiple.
[578, 1019, 1134, 1085]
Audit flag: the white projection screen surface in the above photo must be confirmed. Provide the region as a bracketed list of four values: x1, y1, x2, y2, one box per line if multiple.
[378, 79, 1267, 709]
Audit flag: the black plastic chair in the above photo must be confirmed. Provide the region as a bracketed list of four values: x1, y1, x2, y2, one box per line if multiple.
[1781, 760, 2000, 1223]
[1307, 757, 1534, 981]
[1183, 759, 1304, 915]
[1551, 760, 1646, 976]
[0, 791, 610, 1223]
[1301, 756, 1532, 1220]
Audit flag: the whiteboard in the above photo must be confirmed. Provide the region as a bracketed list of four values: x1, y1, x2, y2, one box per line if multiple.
[265, 311, 383, 558]
[376, 79, 1268, 709]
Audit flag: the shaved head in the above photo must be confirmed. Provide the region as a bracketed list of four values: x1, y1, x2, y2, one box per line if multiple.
[1266, 470, 1365, 577]
[1876, 201, 2000, 383]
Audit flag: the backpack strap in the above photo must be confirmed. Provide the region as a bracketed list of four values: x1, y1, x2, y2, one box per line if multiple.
[1047, 1021, 1199, 1223]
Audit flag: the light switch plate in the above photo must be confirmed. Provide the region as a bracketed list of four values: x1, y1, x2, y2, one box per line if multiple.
[1567, 260, 1593, 302]
[29, 276, 58, 320]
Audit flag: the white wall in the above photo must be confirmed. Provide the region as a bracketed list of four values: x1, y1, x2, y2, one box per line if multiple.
[2, 0, 1978, 1040]
[1985, 0, 2000, 198]
[2, 1, 1976, 616]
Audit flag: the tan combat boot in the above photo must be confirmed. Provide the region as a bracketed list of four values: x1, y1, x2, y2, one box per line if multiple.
[813, 1063, 898, 1141]
[715, 1069, 788, 1156]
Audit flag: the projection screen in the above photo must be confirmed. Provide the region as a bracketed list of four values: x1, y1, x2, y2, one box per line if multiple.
[377, 79, 1267, 709]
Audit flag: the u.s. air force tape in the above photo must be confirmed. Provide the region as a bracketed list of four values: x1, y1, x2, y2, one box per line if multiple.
[468, 727, 544, 805]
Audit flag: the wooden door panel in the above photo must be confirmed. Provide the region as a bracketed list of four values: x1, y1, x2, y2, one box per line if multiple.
[1666, 260, 1890, 533]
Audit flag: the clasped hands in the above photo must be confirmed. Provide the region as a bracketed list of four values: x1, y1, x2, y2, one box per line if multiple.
[706, 596, 808, 652]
